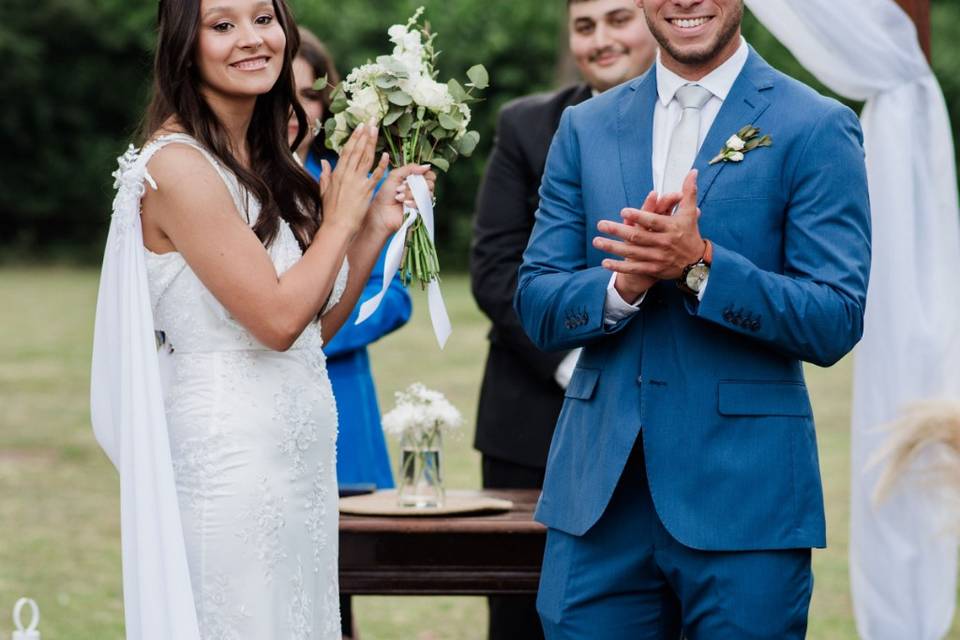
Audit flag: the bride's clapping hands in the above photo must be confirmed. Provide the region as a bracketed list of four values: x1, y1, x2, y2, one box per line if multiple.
[319, 123, 389, 237]
[367, 164, 437, 238]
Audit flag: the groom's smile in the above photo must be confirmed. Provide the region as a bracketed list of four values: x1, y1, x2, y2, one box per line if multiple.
[666, 15, 715, 34]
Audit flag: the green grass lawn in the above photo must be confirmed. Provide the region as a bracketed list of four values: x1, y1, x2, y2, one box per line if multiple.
[0, 267, 957, 639]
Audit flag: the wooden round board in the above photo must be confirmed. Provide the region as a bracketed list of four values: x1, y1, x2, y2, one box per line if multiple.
[339, 490, 514, 517]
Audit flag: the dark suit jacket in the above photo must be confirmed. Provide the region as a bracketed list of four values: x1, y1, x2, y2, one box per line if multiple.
[470, 84, 593, 469]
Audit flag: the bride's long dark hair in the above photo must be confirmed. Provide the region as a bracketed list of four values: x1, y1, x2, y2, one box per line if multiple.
[141, 0, 320, 250]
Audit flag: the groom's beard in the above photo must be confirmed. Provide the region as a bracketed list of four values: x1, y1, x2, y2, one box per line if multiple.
[645, 5, 742, 67]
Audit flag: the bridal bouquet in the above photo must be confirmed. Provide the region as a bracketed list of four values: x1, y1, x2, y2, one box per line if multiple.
[316, 7, 488, 292]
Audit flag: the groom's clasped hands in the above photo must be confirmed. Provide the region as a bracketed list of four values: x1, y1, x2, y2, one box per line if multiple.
[593, 169, 708, 302]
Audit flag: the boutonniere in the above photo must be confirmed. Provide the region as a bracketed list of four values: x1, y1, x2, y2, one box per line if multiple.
[708, 125, 772, 165]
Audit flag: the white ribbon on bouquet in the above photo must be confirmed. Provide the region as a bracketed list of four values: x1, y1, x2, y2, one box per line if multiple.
[356, 173, 452, 349]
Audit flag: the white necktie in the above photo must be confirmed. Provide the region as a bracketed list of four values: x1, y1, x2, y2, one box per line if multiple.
[662, 83, 713, 194]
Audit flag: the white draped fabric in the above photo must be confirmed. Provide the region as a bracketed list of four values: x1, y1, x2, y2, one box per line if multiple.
[744, 0, 960, 637]
[90, 145, 201, 639]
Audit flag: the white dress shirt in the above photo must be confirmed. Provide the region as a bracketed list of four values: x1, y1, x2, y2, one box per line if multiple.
[602, 38, 750, 325]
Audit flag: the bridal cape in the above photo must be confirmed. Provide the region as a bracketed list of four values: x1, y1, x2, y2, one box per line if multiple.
[91, 142, 203, 639]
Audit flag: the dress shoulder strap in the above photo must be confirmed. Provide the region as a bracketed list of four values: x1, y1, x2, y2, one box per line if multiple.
[109, 133, 252, 239]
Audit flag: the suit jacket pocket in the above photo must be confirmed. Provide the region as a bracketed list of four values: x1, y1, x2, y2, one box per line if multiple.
[564, 367, 600, 400]
[717, 380, 812, 417]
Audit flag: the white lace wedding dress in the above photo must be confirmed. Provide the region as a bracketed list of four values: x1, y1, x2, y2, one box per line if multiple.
[107, 132, 346, 639]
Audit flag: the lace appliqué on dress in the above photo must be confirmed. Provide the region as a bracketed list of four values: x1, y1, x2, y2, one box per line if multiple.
[322, 258, 350, 314]
[170, 429, 228, 516]
[287, 556, 314, 640]
[275, 379, 319, 476]
[109, 144, 159, 247]
[304, 461, 332, 574]
[199, 573, 252, 640]
[238, 476, 288, 581]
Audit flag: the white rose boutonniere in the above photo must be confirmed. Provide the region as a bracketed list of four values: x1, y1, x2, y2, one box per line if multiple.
[710, 125, 772, 165]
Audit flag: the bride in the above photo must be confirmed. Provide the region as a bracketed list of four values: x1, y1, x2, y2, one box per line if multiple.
[89, 0, 434, 637]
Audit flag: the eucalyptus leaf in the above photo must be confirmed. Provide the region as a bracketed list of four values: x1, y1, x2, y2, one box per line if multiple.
[447, 79, 469, 103]
[388, 91, 413, 106]
[382, 109, 404, 126]
[456, 130, 480, 157]
[312, 75, 328, 91]
[429, 157, 450, 172]
[438, 112, 459, 130]
[397, 112, 414, 137]
[442, 145, 459, 163]
[329, 86, 348, 114]
[466, 64, 489, 90]
[375, 76, 398, 89]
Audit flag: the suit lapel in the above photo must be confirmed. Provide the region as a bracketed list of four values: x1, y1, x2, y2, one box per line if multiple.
[693, 50, 775, 206]
[618, 72, 657, 208]
[569, 83, 593, 109]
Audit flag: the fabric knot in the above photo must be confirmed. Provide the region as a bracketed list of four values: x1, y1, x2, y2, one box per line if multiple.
[675, 83, 712, 110]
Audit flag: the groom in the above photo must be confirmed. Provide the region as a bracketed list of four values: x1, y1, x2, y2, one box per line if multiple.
[515, 0, 871, 637]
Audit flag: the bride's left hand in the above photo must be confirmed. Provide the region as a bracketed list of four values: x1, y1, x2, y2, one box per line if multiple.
[367, 164, 437, 237]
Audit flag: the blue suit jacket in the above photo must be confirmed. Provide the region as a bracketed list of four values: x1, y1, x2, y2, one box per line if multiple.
[515, 49, 871, 551]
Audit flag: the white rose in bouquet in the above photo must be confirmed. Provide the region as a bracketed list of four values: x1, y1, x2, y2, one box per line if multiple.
[346, 86, 387, 125]
[343, 62, 386, 94]
[406, 76, 454, 113]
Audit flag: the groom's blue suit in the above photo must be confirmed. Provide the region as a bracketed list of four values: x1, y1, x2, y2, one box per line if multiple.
[516, 48, 870, 636]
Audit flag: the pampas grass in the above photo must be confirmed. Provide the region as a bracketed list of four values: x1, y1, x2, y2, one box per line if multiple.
[871, 400, 960, 517]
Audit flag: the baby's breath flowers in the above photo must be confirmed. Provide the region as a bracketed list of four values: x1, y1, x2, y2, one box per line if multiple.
[382, 383, 464, 443]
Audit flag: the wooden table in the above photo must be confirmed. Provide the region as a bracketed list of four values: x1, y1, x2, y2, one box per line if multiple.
[338, 489, 546, 595]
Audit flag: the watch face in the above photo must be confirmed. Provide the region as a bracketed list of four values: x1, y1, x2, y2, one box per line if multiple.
[685, 264, 709, 292]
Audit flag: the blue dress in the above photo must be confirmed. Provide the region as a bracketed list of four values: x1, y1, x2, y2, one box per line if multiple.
[306, 149, 412, 489]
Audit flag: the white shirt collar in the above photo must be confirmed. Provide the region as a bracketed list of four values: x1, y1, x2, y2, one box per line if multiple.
[655, 37, 749, 107]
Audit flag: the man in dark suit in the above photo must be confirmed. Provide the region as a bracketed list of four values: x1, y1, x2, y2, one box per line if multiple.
[470, 1, 656, 637]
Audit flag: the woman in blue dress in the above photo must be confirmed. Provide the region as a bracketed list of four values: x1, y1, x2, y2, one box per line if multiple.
[289, 27, 413, 640]
[289, 27, 411, 492]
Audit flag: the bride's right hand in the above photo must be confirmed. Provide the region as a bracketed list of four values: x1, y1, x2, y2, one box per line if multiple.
[319, 123, 389, 237]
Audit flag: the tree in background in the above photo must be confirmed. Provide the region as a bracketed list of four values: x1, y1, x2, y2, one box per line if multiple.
[2, 0, 957, 263]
